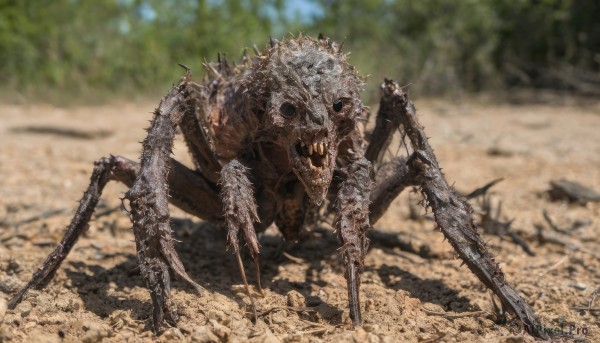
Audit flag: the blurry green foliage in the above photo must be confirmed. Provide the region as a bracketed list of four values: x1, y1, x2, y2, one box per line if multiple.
[0, 0, 598, 103]
[0, 0, 286, 101]
[308, 0, 600, 97]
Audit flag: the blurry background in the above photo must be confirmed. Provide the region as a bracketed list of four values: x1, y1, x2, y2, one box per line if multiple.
[1, 0, 599, 104]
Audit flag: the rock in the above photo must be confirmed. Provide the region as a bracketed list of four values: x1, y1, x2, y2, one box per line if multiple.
[190, 326, 220, 343]
[363, 323, 381, 333]
[0, 298, 7, 323]
[210, 319, 232, 341]
[18, 301, 32, 318]
[0, 326, 12, 341]
[26, 328, 60, 343]
[0, 277, 22, 293]
[286, 290, 305, 308]
[274, 312, 289, 325]
[161, 327, 184, 341]
[207, 309, 229, 325]
[80, 321, 111, 343]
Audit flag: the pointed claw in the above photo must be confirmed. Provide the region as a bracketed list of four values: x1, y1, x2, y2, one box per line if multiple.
[235, 249, 258, 322]
[8, 287, 29, 310]
[254, 256, 265, 297]
[151, 292, 165, 335]
[347, 262, 362, 327]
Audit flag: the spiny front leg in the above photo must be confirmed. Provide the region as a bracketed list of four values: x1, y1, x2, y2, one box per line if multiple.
[125, 80, 203, 334]
[219, 160, 262, 320]
[8, 155, 137, 310]
[378, 79, 549, 340]
[334, 157, 373, 327]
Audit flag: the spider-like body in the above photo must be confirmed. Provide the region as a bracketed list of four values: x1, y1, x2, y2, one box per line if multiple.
[9, 35, 547, 339]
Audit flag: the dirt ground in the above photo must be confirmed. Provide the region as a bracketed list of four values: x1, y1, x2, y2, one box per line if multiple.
[0, 94, 598, 342]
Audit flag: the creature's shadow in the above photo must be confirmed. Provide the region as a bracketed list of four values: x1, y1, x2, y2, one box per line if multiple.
[64, 218, 473, 325]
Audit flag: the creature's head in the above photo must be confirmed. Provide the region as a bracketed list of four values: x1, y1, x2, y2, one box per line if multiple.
[246, 36, 364, 204]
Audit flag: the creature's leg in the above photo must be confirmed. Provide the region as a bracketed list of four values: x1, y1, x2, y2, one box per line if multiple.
[369, 156, 419, 224]
[7, 155, 134, 310]
[9, 152, 222, 327]
[10, 77, 226, 334]
[364, 85, 403, 165]
[369, 79, 548, 340]
[219, 160, 261, 319]
[334, 157, 372, 327]
[177, 80, 223, 184]
[124, 81, 206, 333]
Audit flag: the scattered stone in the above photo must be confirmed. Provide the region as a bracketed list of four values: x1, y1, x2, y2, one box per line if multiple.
[0, 298, 7, 323]
[55, 296, 80, 313]
[209, 319, 231, 341]
[207, 308, 229, 325]
[270, 310, 287, 324]
[363, 323, 381, 333]
[0, 276, 23, 293]
[80, 321, 111, 343]
[18, 301, 32, 317]
[0, 326, 12, 341]
[37, 314, 67, 325]
[108, 310, 136, 331]
[286, 290, 305, 308]
[190, 326, 220, 343]
[161, 327, 184, 341]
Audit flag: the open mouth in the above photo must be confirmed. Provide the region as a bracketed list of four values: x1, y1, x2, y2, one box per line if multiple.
[295, 140, 329, 170]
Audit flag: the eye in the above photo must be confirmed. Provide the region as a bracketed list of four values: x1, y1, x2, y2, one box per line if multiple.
[332, 99, 344, 112]
[280, 102, 296, 118]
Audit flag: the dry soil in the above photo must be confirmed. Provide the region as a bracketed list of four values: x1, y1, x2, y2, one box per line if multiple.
[0, 95, 598, 342]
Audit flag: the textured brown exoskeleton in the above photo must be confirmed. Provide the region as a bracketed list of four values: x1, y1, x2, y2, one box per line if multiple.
[9, 35, 548, 339]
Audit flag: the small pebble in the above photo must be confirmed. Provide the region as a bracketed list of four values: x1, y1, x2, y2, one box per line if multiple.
[209, 319, 231, 341]
[161, 327, 184, 341]
[190, 326, 219, 343]
[0, 298, 7, 323]
[80, 321, 111, 343]
[207, 309, 229, 325]
[286, 290, 305, 308]
[19, 301, 32, 317]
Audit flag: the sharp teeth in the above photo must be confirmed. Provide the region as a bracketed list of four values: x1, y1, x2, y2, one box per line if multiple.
[318, 142, 324, 155]
[307, 157, 313, 168]
[324, 155, 328, 165]
[312, 143, 318, 155]
[308, 144, 313, 155]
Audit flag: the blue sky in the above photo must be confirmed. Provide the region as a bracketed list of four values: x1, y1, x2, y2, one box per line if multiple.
[136, 0, 323, 24]
[285, 0, 323, 22]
